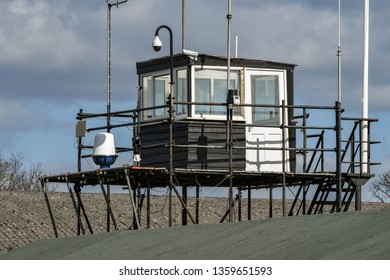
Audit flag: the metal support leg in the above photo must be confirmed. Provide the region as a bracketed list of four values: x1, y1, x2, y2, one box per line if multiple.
[247, 186, 252, 220]
[171, 184, 196, 225]
[196, 185, 200, 224]
[168, 186, 173, 227]
[238, 189, 242, 221]
[107, 183, 111, 232]
[124, 168, 140, 230]
[355, 184, 362, 211]
[147, 176, 151, 229]
[96, 172, 118, 231]
[41, 179, 58, 238]
[220, 194, 240, 223]
[182, 186, 188, 226]
[73, 184, 93, 234]
[269, 186, 273, 218]
[282, 100, 287, 217]
[65, 176, 85, 235]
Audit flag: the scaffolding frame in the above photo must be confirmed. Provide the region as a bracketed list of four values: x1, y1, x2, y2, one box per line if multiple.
[41, 99, 379, 236]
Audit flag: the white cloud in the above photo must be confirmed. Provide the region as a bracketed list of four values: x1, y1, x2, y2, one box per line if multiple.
[0, 0, 90, 70]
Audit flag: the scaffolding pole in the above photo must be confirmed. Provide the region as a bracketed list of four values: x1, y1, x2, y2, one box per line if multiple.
[97, 171, 118, 231]
[124, 168, 140, 230]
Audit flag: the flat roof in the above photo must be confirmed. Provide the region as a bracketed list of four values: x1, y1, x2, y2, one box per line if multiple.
[137, 53, 297, 75]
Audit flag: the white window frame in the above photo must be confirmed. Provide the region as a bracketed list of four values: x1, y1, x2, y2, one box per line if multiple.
[141, 67, 188, 121]
[190, 66, 244, 121]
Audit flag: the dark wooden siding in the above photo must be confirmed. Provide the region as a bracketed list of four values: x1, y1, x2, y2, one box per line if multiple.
[140, 120, 246, 171]
[140, 122, 188, 168]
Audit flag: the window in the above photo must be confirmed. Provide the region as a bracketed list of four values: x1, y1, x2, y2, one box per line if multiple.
[251, 75, 279, 125]
[176, 69, 187, 115]
[194, 69, 239, 116]
[142, 74, 169, 119]
[195, 78, 211, 114]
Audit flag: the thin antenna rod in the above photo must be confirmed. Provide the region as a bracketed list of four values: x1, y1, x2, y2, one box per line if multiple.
[227, 0, 232, 91]
[337, 0, 342, 103]
[182, 0, 186, 49]
[107, 0, 128, 133]
[235, 35, 238, 58]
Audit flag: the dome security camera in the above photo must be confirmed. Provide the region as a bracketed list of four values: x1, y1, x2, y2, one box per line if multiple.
[152, 36, 162, 52]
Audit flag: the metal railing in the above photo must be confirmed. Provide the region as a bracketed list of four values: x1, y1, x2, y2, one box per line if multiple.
[75, 100, 379, 178]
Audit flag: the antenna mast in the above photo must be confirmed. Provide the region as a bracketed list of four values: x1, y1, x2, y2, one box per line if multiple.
[182, 0, 186, 49]
[362, 0, 370, 173]
[337, 0, 342, 103]
[107, 0, 128, 133]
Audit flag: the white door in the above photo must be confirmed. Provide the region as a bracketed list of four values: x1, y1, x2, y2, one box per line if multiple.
[245, 69, 289, 172]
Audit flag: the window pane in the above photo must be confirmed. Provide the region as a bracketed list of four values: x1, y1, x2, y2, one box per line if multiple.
[142, 76, 152, 119]
[195, 79, 211, 114]
[194, 68, 241, 117]
[176, 69, 187, 115]
[252, 76, 279, 125]
[155, 76, 167, 116]
[214, 79, 235, 115]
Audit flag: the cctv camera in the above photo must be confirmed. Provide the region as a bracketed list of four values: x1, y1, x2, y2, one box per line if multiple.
[183, 48, 198, 58]
[152, 36, 162, 52]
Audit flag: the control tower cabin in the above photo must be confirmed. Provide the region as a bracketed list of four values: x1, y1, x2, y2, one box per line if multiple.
[136, 53, 296, 173]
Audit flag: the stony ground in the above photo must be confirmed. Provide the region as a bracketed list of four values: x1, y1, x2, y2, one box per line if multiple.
[1, 190, 390, 256]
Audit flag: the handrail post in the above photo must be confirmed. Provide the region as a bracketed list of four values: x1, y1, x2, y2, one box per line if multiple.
[282, 100, 286, 216]
[41, 179, 58, 238]
[335, 101, 342, 212]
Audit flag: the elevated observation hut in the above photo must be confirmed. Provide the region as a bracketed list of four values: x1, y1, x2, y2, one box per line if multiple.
[40, 52, 379, 235]
[137, 53, 296, 172]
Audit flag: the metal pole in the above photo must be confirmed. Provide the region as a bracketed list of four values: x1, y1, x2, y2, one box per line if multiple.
[65, 177, 85, 235]
[107, 2, 112, 133]
[76, 111, 83, 234]
[337, 0, 342, 103]
[227, 0, 232, 92]
[73, 184, 94, 234]
[97, 172, 118, 231]
[335, 101, 342, 212]
[196, 185, 200, 224]
[169, 27, 174, 228]
[147, 175, 151, 229]
[107, 183, 111, 231]
[269, 186, 273, 218]
[182, 0, 186, 49]
[77, 109, 83, 172]
[247, 186, 252, 220]
[303, 108, 307, 172]
[182, 186, 188, 226]
[238, 189, 242, 221]
[124, 168, 140, 230]
[171, 185, 197, 224]
[282, 100, 286, 217]
[154, 25, 175, 227]
[41, 179, 58, 238]
[106, 0, 127, 132]
[227, 0, 233, 222]
[361, 0, 370, 174]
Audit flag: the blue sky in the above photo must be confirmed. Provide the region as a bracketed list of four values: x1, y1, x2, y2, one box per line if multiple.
[1, 0, 389, 201]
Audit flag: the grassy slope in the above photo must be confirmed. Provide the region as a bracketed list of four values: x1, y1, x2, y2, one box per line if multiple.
[2, 207, 390, 260]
